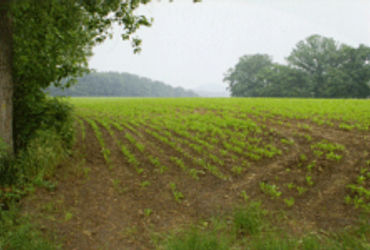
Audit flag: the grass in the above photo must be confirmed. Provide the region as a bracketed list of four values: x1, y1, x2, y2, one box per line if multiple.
[0, 203, 61, 250]
[1, 126, 73, 249]
[158, 201, 370, 250]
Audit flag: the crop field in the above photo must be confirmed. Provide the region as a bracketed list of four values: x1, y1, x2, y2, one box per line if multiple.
[24, 98, 370, 249]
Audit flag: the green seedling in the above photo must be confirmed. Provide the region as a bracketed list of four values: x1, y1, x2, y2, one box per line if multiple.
[307, 161, 316, 172]
[83, 167, 91, 180]
[284, 198, 295, 208]
[353, 196, 365, 209]
[112, 179, 120, 189]
[136, 168, 144, 174]
[297, 186, 308, 195]
[306, 176, 314, 186]
[300, 154, 307, 161]
[326, 151, 343, 161]
[65, 211, 73, 222]
[170, 183, 184, 203]
[357, 175, 366, 185]
[304, 135, 312, 141]
[314, 150, 323, 157]
[360, 168, 368, 175]
[232, 166, 244, 175]
[286, 182, 295, 190]
[189, 169, 204, 180]
[144, 208, 153, 217]
[140, 181, 151, 187]
[344, 195, 352, 205]
[259, 182, 282, 200]
[286, 168, 291, 173]
[281, 138, 294, 145]
[240, 190, 249, 201]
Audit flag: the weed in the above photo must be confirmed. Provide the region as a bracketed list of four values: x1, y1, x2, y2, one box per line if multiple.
[144, 209, 153, 217]
[306, 176, 314, 186]
[65, 211, 73, 222]
[189, 169, 204, 180]
[231, 166, 244, 175]
[326, 151, 343, 161]
[300, 154, 307, 161]
[314, 150, 324, 157]
[284, 198, 295, 208]
[307, 161, 316, 172]
[286, 183, 295, 190]
[140, 181, 151, 187]
[240, 190, 249, 201]
[170, 183, 184, 203]
[232, 202, 268, 237]
[259, 182, 282, 200]
[281, 138, 294, 145]
[297, 186, 308, 195]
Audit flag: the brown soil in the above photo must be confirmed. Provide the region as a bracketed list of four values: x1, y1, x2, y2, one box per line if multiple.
[20, 114, 370, 250]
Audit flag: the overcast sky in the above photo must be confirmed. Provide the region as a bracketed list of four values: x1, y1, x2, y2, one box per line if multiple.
[89, 0, 370, 91]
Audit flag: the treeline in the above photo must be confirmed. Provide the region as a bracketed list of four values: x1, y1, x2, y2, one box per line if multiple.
[46, 72, 199, 97]
[224, 35, 370, 98]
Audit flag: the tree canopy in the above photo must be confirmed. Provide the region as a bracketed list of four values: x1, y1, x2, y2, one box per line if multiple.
[1, 0, 161, 152]
[224, 35, 370, 99]
[46, 71, 199, 97]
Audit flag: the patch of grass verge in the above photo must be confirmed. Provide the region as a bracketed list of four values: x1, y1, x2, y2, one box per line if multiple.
[158, 201, 370, 250]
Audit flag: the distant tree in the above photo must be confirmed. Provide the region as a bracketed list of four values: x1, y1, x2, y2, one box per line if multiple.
[46, 72, 199, 98]
[287, 34, 370, 98]
[223, 54, 273, 97]
[326, 44, 370, 98]
[287, 35, 342, 98]
[255, 64, 311, 98]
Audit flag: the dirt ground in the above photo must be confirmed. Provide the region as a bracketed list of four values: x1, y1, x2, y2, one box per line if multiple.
[20, 114, 370, 250]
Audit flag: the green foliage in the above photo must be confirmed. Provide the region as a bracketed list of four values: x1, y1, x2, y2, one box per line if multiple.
[223, 54, 273, 97]
[0, 139, 18, 186]
[225, 34, 370, 98]
[16, 128, 69, 182]
[46, 72, 199, 97]
[232, 202, 267, 236]
[260, 182, 282, 200]
[0, 128, 70, 250]
[13, 97, 75, 152]
[11, 0, 152, 152]
[0, 204, 60, 250]
[163, 225, 229, 250]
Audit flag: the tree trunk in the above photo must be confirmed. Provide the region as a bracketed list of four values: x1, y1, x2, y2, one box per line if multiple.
[0, 0, 14, 154]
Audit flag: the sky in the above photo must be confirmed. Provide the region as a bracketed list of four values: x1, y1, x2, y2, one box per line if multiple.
[89, 0, 370, 92]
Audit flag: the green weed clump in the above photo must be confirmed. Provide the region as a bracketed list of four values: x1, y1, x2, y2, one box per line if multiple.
[0, 106, 75, 250]
[160, 200, 370, 250]
[163, 226, 229, 250]
[0, 204, 60, 250]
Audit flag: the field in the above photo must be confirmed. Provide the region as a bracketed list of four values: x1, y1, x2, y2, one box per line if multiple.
[22, 97, 370, 249]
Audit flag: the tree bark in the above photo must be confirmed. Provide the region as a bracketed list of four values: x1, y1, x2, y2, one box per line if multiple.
[0, 0, 14, 154]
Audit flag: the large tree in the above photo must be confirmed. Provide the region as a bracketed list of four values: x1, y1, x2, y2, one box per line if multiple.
[0, 0, 13, 153]
[287, 34, 370, 98]
[223, 54, 273, 97]
[255, 64, 311, 98]
[1, 0, 200, 154]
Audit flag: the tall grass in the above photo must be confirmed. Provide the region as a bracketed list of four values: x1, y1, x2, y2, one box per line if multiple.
[0, 126, 74, 249]
[160, 201, 370, 250]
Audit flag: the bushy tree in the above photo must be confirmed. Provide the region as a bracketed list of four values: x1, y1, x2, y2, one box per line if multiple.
[223, 54, 273, 97]
[1, 0, 154, 153]
[225, 34, 370, 99]
[255, 64, 311, 98]
[287, 35, 370, 98]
